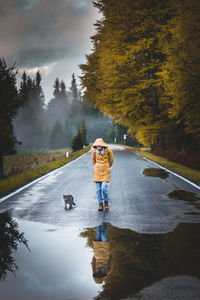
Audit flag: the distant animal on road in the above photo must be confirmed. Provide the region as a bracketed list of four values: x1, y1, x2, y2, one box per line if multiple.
[63, 195, 76, 210]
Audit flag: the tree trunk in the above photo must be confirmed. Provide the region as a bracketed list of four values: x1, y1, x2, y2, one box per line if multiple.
[0, 150, 3, 178]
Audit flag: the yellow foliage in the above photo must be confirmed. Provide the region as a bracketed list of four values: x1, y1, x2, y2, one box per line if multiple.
[80, 0, 200, 149]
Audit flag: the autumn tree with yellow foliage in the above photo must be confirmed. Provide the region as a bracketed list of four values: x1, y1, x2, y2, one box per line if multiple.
[80, 0, 200, 169]
[159, 0, 200, 148]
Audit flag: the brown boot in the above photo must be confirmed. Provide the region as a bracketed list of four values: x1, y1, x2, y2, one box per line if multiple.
[104, 201, 109, 211]
[98, 203, 103, 211]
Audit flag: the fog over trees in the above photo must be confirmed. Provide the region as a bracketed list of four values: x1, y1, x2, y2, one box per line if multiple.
[12, 70, 133, 154]
[14, 71, 46, 149]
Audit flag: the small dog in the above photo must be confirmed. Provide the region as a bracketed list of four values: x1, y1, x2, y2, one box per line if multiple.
[63, 195, 76, 210]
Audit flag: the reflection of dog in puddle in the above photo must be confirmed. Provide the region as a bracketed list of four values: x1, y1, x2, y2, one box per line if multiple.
[63, 195, 76, 210]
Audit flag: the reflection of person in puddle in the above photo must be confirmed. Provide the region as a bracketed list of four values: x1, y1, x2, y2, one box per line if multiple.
[92, 222, 112, 284]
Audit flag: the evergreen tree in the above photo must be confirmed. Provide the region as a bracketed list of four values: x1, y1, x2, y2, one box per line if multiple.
[47, 78, 69, 129]
[53, 78, 60, 98]
[70, 73, 82, 117]
[71, 128, 83, 152]
[14, 70, 46, 150]
[19, 71, 28, 104]
[70, 73, 78, 102]
[0, 58, 21, 177]
[80, 120, 88, 146]
[60, 80, 68, 100]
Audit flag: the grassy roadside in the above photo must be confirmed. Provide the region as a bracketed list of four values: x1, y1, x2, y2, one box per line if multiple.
[3, 149, 71, 176]
[134, 149, 200, 186]
[0, 145, 91, 197]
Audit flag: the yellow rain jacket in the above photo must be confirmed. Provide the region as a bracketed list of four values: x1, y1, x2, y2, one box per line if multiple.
[92, 138, 113, 182]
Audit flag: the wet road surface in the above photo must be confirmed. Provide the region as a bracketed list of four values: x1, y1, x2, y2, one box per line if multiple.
[0, 145, 200, 299]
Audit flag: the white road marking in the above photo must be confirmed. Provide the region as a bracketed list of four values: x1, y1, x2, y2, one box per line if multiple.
[0, 151, 89, 203]
[1, 147, 199, 205]
[135, 152, 200, 191]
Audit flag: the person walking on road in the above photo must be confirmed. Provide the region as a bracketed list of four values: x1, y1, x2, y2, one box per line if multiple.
[92, 138, 114, 211]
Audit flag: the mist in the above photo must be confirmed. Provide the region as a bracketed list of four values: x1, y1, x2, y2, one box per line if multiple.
[13, 72, 116, 153]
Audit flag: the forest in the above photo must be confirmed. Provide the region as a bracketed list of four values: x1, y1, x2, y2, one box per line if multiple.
[0, 57, 136, 177]
[1, 0, 200, 179]
[80, 0, 200, 170]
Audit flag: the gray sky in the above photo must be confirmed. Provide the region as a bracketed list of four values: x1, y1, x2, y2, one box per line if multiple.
[0, 0, 99, 102]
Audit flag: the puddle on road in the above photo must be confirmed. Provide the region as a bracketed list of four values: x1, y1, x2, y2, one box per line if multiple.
[168, 189, 200, 212]
[143, 168, 169, 179]
[1, 212, 200, 300]
[168, 189, 200, 203]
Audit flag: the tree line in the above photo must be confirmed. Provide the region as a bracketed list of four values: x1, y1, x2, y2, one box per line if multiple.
[14, 69, 134, 151]
[80, 0, 200, 169]
[0, 57, 136, 177]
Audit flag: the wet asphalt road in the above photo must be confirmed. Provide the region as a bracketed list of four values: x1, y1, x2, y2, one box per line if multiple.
[0, 145, 200, 233]
[1, 145, 200, 300]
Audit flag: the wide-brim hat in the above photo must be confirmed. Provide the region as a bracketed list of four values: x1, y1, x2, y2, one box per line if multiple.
[93, 138, 108, 148]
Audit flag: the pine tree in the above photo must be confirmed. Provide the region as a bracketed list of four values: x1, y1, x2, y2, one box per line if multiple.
[53, 78, 60, 98]
[71, 128, 83, 151]
[14, 70, 46, 150]
[47, 78, 69, 128]
[60, 80, 68, 100]
[0, 58, 21, 177]
[71, 73, 78, 102]
[19, 71, 28, 104]
[70, 73, 82, 117]
[80, 120, 88, 146]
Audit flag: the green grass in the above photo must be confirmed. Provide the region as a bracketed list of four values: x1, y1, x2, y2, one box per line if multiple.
[0, 146, 91, 197]
[134, 149, 200, 186]
[3, 149, 72, 176]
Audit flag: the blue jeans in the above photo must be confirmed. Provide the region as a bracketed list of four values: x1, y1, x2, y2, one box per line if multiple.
[96, 222, 109, 242]
[95, 182, 108, 203]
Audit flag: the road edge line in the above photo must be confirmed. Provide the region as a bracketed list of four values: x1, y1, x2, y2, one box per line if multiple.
[0, 151, 90, 203]
[135, 152, 200, 191]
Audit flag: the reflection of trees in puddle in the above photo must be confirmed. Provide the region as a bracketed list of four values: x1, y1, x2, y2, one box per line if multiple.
[0, 211, 29, 281]
[143, 168, 169, 179]
[168, 189, 200, 212]
[81, 223, 200, 300]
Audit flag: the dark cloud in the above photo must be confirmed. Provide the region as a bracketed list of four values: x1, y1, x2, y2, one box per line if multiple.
[0, 0, 99, 101]
[0, 0, 98, 67]
[18, 46, 74, 68]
